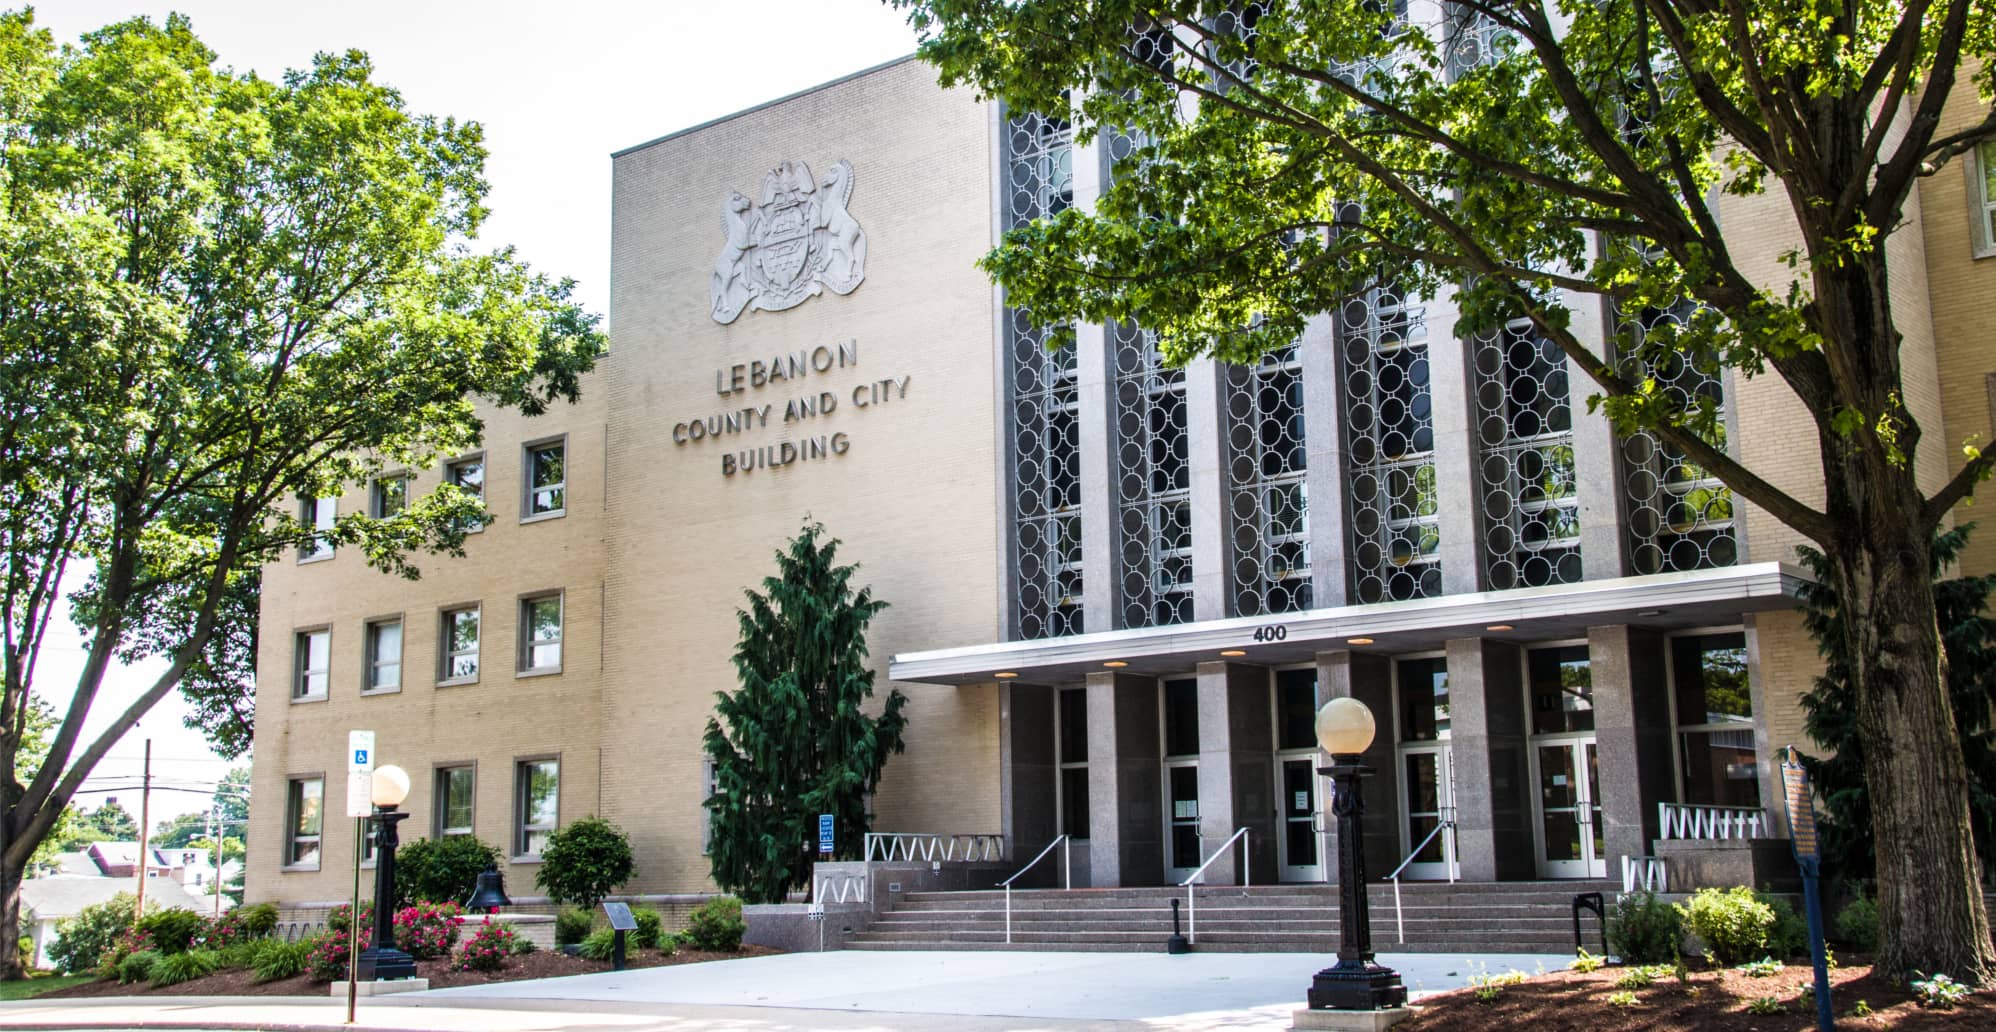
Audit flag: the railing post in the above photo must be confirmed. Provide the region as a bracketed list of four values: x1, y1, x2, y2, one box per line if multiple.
[1393, 876, 1404, 943]
[1005, 883, 1012, 944]
[1063, 836, 1072, 890]
[1187, 883, 1197, 944]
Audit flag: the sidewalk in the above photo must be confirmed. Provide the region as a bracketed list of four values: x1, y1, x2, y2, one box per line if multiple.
[0, 950, 1565, 1031]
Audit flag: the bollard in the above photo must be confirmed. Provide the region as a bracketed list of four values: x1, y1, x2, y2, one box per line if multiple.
[1167, 897, 1191, 955]
[612, 928, 626, 971]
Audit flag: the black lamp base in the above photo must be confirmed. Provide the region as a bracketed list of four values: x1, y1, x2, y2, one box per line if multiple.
[1308, 959, 1408, 1011]
[356, 946, 417, 981]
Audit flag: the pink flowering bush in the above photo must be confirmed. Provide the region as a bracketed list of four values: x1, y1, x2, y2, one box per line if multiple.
[393, 901, 465, 960]
[452, 919, 522, 972]
[305, 927, 370, 982]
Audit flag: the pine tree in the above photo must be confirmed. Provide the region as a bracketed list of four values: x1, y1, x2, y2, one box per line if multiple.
[1799, 525, 1996, 882]
[704, 521, 908, 903]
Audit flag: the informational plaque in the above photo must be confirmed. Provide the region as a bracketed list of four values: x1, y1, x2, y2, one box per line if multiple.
[1781, 746, 1819, 860]
[818, 813, 834, 856]
[602, 901, 637, 931]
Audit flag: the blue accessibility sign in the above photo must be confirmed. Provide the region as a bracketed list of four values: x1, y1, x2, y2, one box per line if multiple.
[818, 814, 834, 855]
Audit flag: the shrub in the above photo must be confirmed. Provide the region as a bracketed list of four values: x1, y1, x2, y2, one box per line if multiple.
[453, 920, 522, 972]
[305, 927, 369, 982]
[1569, 949, 1603, 973]
[1912, 971, 1970, 1009]
[535, 817, 635, 910]
[683, 895, 745, 952]
[151, 948, 221, 987]
[251, 939, 312, 982]
[554, 908, 593, 946]
[1614, 967, 1656, 990]
[1836, 890, 1880, 951]
[393, 836, 504, 909]
[1606, 990, 1639, 1007]
[48, 892, 142, 974]
[1738, 957, 1782, 978]
[328, 901, 374, 934]
[630, 906, 664, 950]
[576, 927, 618, 962]
[1678, 887, 1774, 965]
[206, 903, 280, 949]
[1746, 995, 1787, 1015]
[392, 902, 465, 960]
[117, 950, 159, 984]
[138, 908, 208, 955]
[94, 927, 156, 980]
[216, 940, 261, 970]
[1607, 891, 1683, 964]
[653, 932, 676, 957]
[1759, 892, 1808, 959]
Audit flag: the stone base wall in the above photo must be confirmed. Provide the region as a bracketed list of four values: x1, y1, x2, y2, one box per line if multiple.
[1653, 839, 1801, 894]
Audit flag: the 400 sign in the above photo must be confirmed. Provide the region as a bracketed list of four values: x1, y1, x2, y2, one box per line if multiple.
[1249, 624, 1289, 643]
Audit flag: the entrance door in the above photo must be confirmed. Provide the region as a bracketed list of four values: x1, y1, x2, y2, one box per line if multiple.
[1533, 739, 1604, 877]
[1399, 746, 1457, 879]
[1164, 761, 1202, 882]
[1277, 756, 1325, 882]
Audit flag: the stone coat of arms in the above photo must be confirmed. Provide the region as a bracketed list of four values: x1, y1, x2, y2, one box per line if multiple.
[711, 159, 867, 324]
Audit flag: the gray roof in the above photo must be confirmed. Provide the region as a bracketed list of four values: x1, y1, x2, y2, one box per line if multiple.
[22, 875, 228, 921]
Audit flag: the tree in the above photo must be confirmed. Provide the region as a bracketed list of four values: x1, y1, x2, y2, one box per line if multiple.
[0, 12, 603, 978]
[1801, 524, 1996, 882]
[149, 812, 207, 850]
[535, 817, 634, 911]
[83, 802, 136, 841]
[704, 522, 908, 904]
[395, 834, 502, 908]
[898, 0, 1996, 980]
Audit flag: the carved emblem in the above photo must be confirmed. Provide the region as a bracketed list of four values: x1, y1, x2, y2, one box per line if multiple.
[711, 159, 867, 324]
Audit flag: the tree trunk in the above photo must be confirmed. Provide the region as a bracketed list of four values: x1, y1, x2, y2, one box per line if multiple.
[1831, 486, 1996, 982]
[1, 855, 25, 979]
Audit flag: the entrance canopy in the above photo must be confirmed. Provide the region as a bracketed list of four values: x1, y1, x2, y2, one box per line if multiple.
[889, 562, 1809, 686]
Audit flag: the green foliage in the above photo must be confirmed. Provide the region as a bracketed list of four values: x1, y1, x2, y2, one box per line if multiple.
[705, 522, 908, 903]
[1760, 892, 1808, 960]
[629, 906, 663, 950]
[1746, 995, 1787, 1015]
[1837, 890, 1881, 951]
[327, 902, 373, 934]
[553, 908, 592, 947]
[1614, 967, 1657, 990]
[249, 939, 310, 983]
[149, 948, 219, 987]
[47, 893, 142, 974]
[534, 817, 634, 910]
[1569, 949, 1602, 973]
[1912, 971, 1970, 1008]
[1738, 957, 1782, 977]
[682, 896, 745, 952]
[394, 835, 502, 909]
[115, 950, 158, 985]
[1607, 891, 1684, 965]
[1679, 887, 1775, 966]
[1606, 990, 1639, 1007]
[83, 803, 138, 841]
[136, 909, 205, 955]
[576, 927, 618, 962]
[150, 812, 209, 849]
[215, 940, 259, 970]
[452, 920, 522, 972]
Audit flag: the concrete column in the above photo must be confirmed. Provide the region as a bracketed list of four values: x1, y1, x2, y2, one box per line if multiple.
[1586, 625, 1674, 868]
[1424, 285, 1484, 594]
[1300, 313, 1352, 606]
[1194, 663, 1279, 885]
[1086, 671, 1163, 887]
[1076, 321, 1116, 626]
[1000, 682, 1059, 863]
[1187, 359, 1231, 621]
[1318, 650, 1399, 884]
[1567, 278, 1628, 579]
[1743, 614, 1789, 834]
[1446, 637, 1534, 881]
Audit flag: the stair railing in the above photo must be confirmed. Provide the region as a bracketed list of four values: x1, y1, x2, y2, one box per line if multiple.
[1385, 812, 1457, 944]
[997, 834, 1071, 944]
[1178, 826, 1250, 945]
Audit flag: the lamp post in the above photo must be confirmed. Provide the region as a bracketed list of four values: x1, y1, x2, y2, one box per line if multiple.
[355, 764, 417, 981]
[1307, 698, 1407, 1012]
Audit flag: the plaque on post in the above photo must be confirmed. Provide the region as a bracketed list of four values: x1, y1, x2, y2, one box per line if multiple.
[602, 902, 635, 971]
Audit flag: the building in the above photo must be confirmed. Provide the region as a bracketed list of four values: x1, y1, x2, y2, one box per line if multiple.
[245, 49, 1996, 912]
[23, 846, 232, 969]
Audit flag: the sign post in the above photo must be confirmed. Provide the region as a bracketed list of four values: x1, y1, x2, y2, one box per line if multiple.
[344, 731, 376, 1025]
[602, 902, 636, 971]
[1781, 746, 1835, 1032]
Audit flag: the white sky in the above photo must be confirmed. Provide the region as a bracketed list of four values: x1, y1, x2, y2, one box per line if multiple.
[29, 1, 926, 823]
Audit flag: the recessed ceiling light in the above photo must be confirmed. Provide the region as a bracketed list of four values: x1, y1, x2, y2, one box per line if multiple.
[1219, 649, 1247, 657]
[995, 671, 1019, 679]
[1486, 624, 1514, 632]
[1346, 637, 1374, 646]
[1103, 660, 1129, 668]
[1636, 609, 1665, 618]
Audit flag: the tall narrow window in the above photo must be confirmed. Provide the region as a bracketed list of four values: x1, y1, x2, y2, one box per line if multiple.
[519, 594, 562, 673]
[299, 496, 335, 561]
[441, 607, 480, 683]
[363, 619, 402, 693]
[1058, 687, 1090, 838]
[435, 766, 475, 837]
[702, 757, 721, 855]
[1974, 140, 1996, 256]
[1114, 321, 1193, 627]
[1227, 344, 1310, 616]
[515, 759, 559, 856]
[1341, 276, 1441, 602]
[1619, 304, 1737, 574]
[293, 630, 329, 700]
[524, 440, 566, 518]
[1527, 646, 1594, 735]
[1473, 314, 1581, 588]
[285, 777, 323, 867]
[1671, 633, 1758, 807]
[371, 476, 408, 518]
[447, 456, 486, 531]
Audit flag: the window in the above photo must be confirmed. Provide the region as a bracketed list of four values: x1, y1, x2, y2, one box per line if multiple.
[299, 496, 335, 561]
[371, 476, 408, 518]
[702, 757, 721, 855]
[1973, 141, 1996, 258]
[1275, 668, 1319, 750]
[1527, 645, 1593, 735]
[1058, 687, 1089, 838]
[1162, 678, 1200, 757]
[284, 777, 323, 868]
[441, 606, 480, 683]
[363, 619, 402, 693]
[1397, 658, 1450, 742]
[446, 456, 486, 531]
[1672, 632, 1759, 807]
[519, 594, 562, 672]
[524, 440, 566, 518]
[515, 759, 559, 856]
[293, 629, 329, 700]
[435, 766, 475, 838]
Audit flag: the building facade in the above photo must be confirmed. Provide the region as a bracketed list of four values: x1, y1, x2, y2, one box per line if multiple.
[247, 51, 1996, 908]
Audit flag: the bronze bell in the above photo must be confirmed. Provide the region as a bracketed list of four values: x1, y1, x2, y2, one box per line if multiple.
[465, 863, 512, 912]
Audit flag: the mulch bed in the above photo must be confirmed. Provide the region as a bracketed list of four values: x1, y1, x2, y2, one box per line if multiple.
[40, 945, 783, 999]
[1399, 957, 1996, 1031]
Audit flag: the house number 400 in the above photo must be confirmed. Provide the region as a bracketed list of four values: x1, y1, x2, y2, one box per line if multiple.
[1250, 624, 1289, 643]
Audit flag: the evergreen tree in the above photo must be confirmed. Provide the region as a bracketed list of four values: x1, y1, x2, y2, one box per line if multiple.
[1799, 525, 1996, 882]
[704, 521, 907, 904]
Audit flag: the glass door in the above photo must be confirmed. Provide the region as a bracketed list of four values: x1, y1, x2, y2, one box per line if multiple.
[1272, 669, 1325, 882]
[1164, 761, 1202, 882]
[1277, 757, 1324, 882]
[1533, 739, 1604, 877]
[1400, 746, 1457, 879]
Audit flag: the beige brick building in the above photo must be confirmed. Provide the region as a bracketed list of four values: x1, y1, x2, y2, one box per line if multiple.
[247, 53, 1996, 909]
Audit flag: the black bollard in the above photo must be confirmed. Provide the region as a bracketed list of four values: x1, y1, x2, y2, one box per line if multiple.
[612, 928, 627, 971]
[1167, 897, 1191, 955]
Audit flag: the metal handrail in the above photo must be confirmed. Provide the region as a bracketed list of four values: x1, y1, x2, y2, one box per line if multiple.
[999, 834, 1071, 944]
[1177, 827, 1250, 945]
[1386, 813, 1457, 944]
[1657, 802, 1767, 841]
[864, 832, 1007, 863]
[815, 869, 867, 905]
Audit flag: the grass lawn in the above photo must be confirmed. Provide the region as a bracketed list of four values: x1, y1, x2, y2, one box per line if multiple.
[0, 973, 96, 1000]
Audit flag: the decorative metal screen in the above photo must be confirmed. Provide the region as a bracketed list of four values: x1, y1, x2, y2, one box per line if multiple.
[1227, 345, 1311, 615]
[1444, 3, 1512, 79]
[1113, 320, 1194, 627]
[1005, 111, 1082, 640]
[1472, 313, 1582, 588]
[1619, 301, 1737, 574]
[1340, 281, 1442, 603]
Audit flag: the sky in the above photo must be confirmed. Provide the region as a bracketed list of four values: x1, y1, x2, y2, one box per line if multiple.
[29, 1, 927, 825]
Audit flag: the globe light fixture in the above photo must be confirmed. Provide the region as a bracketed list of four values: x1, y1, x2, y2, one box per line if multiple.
[1315, 697, 1377, 758]
[370, 764, 411, 808]
[1306, 698, 1407, 1014]
[357, 763, 417, 982]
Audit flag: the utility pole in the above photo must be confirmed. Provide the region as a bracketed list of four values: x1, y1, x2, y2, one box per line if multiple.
[209, 804, 223, 919]
[133, 739, 152, 921]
